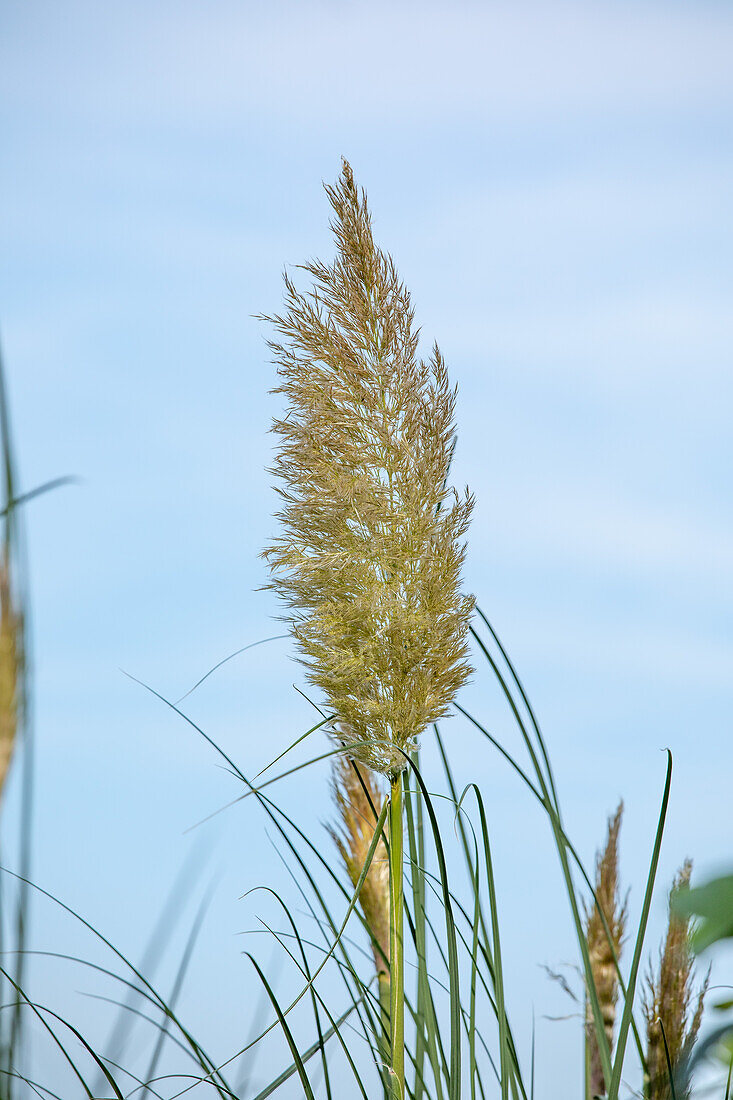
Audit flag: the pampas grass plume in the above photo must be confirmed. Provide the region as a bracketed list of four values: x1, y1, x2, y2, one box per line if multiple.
[261, 159, 474, 776]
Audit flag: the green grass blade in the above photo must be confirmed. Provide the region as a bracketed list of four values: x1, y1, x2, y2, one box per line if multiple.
[456, 676, 613, 1088]
[404, 755, 461, 1100]
[434, 725, 526, 1100]
[403, 768, 435, 1100]
[246, 954, 316, 1100]
[0, 868, 232, 1098]
[250, 999, 363, 1100]
[454, 706, 647, 1075]
[461, 785, 510, 1100]
[0, 967, 122, 1100]
[389, 773, 405, 1098]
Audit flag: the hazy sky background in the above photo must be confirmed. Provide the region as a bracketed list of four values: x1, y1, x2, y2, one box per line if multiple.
[1, 1, 732, 1096]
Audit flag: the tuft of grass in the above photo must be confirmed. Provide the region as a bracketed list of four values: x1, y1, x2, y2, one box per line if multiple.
[0, 164, 712, 1100]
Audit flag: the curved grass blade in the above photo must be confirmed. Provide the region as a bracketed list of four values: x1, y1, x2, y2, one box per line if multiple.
[460, 784, 510, 1100]
[95, 840, 211, 1089]
[401, 752, 461, 1100]
[0, 476, 79, 520]
[403, 769, 443, 1100]
[0, 1067, 65, 1100]
[659, 1018, 678, 1100]
[174, 634, 289, 704]
[247, 953, 316, 1100]
[80, 991, 196, 1067]
[255, 908, 370, 1100]
[434, 723, 527, 1100]
[0, 867, 232, 1098]
[453, 704, 647, 1075]
[250, 998, 363, 1100]
[250, 887, 337, 1100]
[473, 607, 560, 811]
[264, 831, 388, 1074]
[0, 967, 122, 1099]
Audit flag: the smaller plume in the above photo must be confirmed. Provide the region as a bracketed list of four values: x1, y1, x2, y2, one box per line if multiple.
[585, 801, 627, 1098]
[329, 753, 391, 1028]
[0, 551, 22, 800]
[644, 861, 708, 1100]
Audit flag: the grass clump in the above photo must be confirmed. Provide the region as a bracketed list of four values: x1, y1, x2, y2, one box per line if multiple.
[0, 165, 722, 1100]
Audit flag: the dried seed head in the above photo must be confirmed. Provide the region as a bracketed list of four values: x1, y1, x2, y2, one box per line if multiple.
[644, 861, 709, 1100]
[0, 553, 22, 799]
[329, 753, 390, 979]
[585, 801, 627, 1097]
[262, 159, 474, 775]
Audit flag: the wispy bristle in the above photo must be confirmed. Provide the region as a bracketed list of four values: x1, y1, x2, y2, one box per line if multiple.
[644, 861, 709, 1100]
[261, 159, 475, 776]
[585, 801, 627, 1097]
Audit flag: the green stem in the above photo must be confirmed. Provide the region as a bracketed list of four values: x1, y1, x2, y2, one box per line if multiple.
[389, 773, 405, 1099]
[375, 968, 391, 1075]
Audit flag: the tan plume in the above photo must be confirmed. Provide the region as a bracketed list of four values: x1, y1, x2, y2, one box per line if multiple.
[644, 861, 708, 1100]
[261, 159, 474, 776]
[585, 801, 627, 1098]
[0, 552, 22, 800]
[329, 753, 391, 1035]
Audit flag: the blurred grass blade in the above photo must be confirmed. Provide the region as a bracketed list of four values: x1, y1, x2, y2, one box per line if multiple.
[0, 476, 78, 520]
[142, 887, 214, 1091]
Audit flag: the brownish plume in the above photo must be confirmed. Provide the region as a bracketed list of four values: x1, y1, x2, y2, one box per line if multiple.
[585, 802, 627, 1098]
[644, 861, 708, 1100]
[0, 552, 22, 799]
[329, 754, 390, 1027]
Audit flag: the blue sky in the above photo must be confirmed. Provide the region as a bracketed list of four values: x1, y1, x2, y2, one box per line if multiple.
[1, 1, 732, 1095]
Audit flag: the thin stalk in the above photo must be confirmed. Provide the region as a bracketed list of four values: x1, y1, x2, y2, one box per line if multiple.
[389, 773, 405, 1099]
[378, 971, 391, 1057]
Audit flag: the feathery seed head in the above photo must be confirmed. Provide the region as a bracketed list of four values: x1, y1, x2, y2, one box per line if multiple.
[644, 861, 709, 1100]
[329, 754, 390, 978]
[585, 801, 627, 1097]
[0, 552, 22, 799]
[262, 160, 475, 775]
